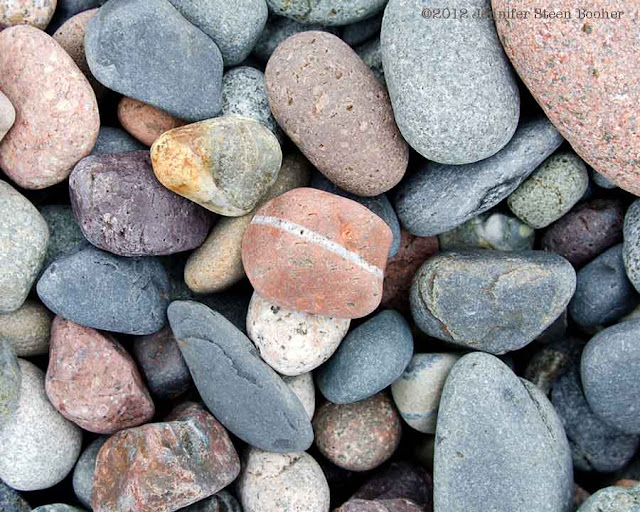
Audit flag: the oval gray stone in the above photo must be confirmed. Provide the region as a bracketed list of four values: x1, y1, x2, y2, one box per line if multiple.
[623, 199, 640, 293]
[38, 205, 89, 270]
[72, 436, 108, 509]
[266, 0, 386, 26]
[91, 126, 146, 155]
[577, 485, 640, 512]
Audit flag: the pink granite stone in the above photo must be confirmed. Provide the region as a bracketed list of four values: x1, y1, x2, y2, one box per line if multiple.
[0, 0, 56, 29]
[0, 90, 15, 142]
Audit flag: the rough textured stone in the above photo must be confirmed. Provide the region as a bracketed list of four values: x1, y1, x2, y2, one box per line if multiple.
[267, 0, 385, 25]
[265, 31, 408, 197]
[242, 188, 392, 318]
[118, 96, 186, 146]
[0, 181, 49, 313]
[342, 12, 383, 46]
[90, 126, 145, 155]
[37, 245, 170, 335]
[0, 90, 15, 143]
[0, 299, 51, 356]
[168, 300, 313, 452]
[181, 492, 241, 512]
[317, 310, 413, 404]
[0, 26, 99, 189]
[410, 250, 576, 354]
[92, 403, 240, 512]
[38, 205, 88, 269]
[0, 339, 20, 429]
[151, 116, 282, 216]
[0, 359, 82, 491]
[0, 0, 56, 28]
[623, 199, 640, 294]
[283, 372, 315, 419]
[0, 479, 31, 512]
[577, 485, 640, 512]
[394, 117, 564, 236]
[523, 337, 577, 395]
[85, 0, 223, 121]
[434, 353, 573, 512]
[336, 499, 423, 512]
[73, 436, 107, 509]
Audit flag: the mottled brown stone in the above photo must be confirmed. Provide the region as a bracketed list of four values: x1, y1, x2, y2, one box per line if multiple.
[118, 96, 186, 147]
[0, 0, 56, 29]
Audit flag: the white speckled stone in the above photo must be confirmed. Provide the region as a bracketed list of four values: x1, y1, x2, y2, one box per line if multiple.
[283, 372, 315, 419]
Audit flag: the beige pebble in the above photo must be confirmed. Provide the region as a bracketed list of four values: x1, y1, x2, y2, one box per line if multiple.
[283, 373, 315, 419]
[0, 300, 52, 356]
[118, 96, 186, 146]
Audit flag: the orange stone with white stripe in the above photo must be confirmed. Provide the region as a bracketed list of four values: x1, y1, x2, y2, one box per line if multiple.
[242, 188, 392, 319]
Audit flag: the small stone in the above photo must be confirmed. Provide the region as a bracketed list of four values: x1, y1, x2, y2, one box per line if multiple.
[354, 37, 385, 85]
[574, 485, 591, 510]
[577, 485, 640, 512]
[0, 359, 82, 491]
[32, 505, 86, 512]
[118, 96, 186, 146]
[73, 437, 108, 509]
[616, 481, 640, 489]
[341, 12, 383, 46]
[267, 0, 385, 25]
[0, 91, 15, 143]
[592, 169, 617, 190]
[336, 499, 422, 512]
[622, 199, 640, 294]
[38, 205, 88, 269]
[0, 339, 20, 429]
[237, 448, 330, 512]
[317, 310, 413, 404]
[0, 479, 31, 512]
[523, 337, 577, 395]
[0, 300, 51, 356]
[181, 491, 241, 512]
[90, 126, 146, 155]
[283, 373, 315, 419]
[314, 392, 402, 472]
[536, 309, 569, 345]
[0, 0, 56, 29]
[391, 353, 462, 434]
[47, 0, 105, 32]
[92, 402, 240, 512]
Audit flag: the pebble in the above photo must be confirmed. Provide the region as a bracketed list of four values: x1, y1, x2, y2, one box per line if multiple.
[151, 116, 282, 216]
[237, 449, 331, 512]
[117, 96, 186, 146]
[90, 126, 145, 155]
[32, 505, 86, 512]
[242, 188, 392, 318]
[38, 205, 88, 269]
[381, 0, 519, 165]
[168, 300, 313, 452]
[570, 245, 639, 327]
[265, 31, 408, 197]
[0, 91, 15, 143]
[70, 151, 213, 256]
[0, 181, 49, 313]
[434, 352, 573, 512]
[577, 484, 640, 512]
[0, 26, 99, 189]
[336, 500, 421, 512]
[85, 0, 224, 121]
[72, 437, 108, 509]
[37, 245, 170, 335]
[542, 198, 624, 267]
[317, 310, 413, 404]
[313, 392, 402, 471]
[267, 0, 385, 25]
[355, 37, 385, 85]
[283, 373, 315, 419]
[0, 339, 20, 429]
[0, 359, 82, 491]
[182, 492, 241, 512]
[410, 250, 576, 354]
[0, 300, 51, 356]
[0, 479, 31, 512]
[0, 0, 56, 29]
[391, 353, 462, 434]
[523, 337, 577, 395]
[47, 0, 105, 33]
[622, 199, 640, 293]
[341, 12, 383, 46]
[592, 170, 617, 190]
[394, 117, 564, 236]
[581, 320, 640, 435]
[92, 402, 240, 512]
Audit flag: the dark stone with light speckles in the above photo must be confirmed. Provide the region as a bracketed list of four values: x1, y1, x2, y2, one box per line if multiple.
[0, 480, 30, 512]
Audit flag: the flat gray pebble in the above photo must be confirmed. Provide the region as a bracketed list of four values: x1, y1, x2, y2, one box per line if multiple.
[72, 436, 108, 509]
[90, 126, 146, 154]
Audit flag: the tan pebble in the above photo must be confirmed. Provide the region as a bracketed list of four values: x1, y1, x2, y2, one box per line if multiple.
[0, 0, 56, 29]
[0, 300, 52, 356]
[118, 96, 186, 146]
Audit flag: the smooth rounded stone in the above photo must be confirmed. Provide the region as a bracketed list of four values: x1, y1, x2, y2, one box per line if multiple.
[73, 436, 107, 509]
[167, 0, 266, 66]
[0, 360, 82, 491]
[85, 0, 223, 122]
[523, 337, 577, 395]
[38, 205, 88, 269]
[32, 505, 86, 512]
[0, 300, 51, 356]
[570, 245, 639, 328]
[168, 300, 313, 452]
[317, 310, 413, 404]
[267, 0, 385, 25]
[237, 448, 330, 512]
[283, 373, 315, 419]
[151, 116, 282, 216]
[342, 12, 383, 46]
[582, 321, 640, 435]
[118, 96, 186, 146]
[336, 499, 422, 512]
[623, 199, 640, 294]
[577, 485, 640, 512]
[0, 90, 15, 143]
[0, 181, 49, 313]
[70, 151, 213, 256]
[47, 0, 105, 32]
[243, 188, 392, 318]
[410, 250, 576, 354]
[92, 403, 240, 512]
[536, 308, 568, 344]
[265, 31, 408, 197]
[0, 339, 20, 429]
[394, 117, 564, 236]
[181, 491, 241, 512]
[381, 0, 519, 165]
[592, 170, 618, 190]
[0, 479, 31, 512]
[37, 245, 170, 335]
[355, 37, 384, 85]
[0, 0, 56, 28]
[391, 353, 462, 434]
[247, 291, 350, 376]
[314, 393, 402, 471]
[45, 317, 155, 433]
[434, 353, 573, 512]
[0, 26, 99, 189]
[90, 126, 145, 155]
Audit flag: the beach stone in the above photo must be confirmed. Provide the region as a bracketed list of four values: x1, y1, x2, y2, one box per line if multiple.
[0, 0, 56, 28]
[90, 126, 145, 155]
[434, 353, 573, 512]
[246, 291, 350, 376]
[268, 0, 385, 25]
[394, 117, 564, 236]
[317, 310, 413, 404]
[283, 373, 315, 419]
[0, 339, 20, 429]
[592, 170, 617, 190]
[336, 500, 422, 512]
[92, 402, 240, 512]
[265, 31, 408, 197]
[85, 0, 224, 121]
[391, 353, 462, 434]
[439, 211, 535, 252]
[242, 188, 392, 318]
[536, 309, 569, 344]
[70, 151, 213, 256]
[151, 116, 282, 216]
[32, 505, 85, 512]
[0, 300, 51, 356]
[237, 449, 330, 512]
[37, 245, 170, 335]
[582, 321, 640, 435]
[0, 91, 15, 143]
[73, 436, 107, 509]
[542, 198, 624, 267]
[493, 0, 640, 195]
[118, 96, 186, 146]
[0, 359, 82, 491]
[0, 26, 99, 189]
[355, 37, 385, 85]
[523, 337, 577, 395]
[0, 181, 49, 313]
[570, 245, 639, 328]
[167, 0, 266, 66]
[342, 12, 383, 46]
[0, 480, 30, 512]
[410, 250, 576, 354]
[314, 392, 401, 471]
[381, 0, 519, 165]
[623, 199, 640, 294]
[577, 485, 640, 512]
[182, 492, 241, 512]
[38, 205, 88, 269]
[47, 0, 105, 32]
[168, 300, 313, 452]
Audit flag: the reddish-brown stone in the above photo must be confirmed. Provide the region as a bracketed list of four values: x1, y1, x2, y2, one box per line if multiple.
[615, 479, 639, 489]
[45, 316, 154, 434]
[118, 97, 186, 147]
[91, 402, 240, 512]
[242, 187, 392, 318]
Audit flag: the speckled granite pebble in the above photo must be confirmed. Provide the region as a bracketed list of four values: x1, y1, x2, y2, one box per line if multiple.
[118, 96, 186, 146]
[0, 339, 20, 429]
[90, 126, 145, 155]
[0, 479, 31, 512]
[0, 300, 51, 356]
[0, 0, 56, 28]
[267, 0, 385, 25]
[0, 91, 15, 142]
[73, 436, 107, 509]
[283, 372, 315, 419]
[622, 199, 640, 294]
[38, 205, 87, 269]
[577, 484, 640, 512]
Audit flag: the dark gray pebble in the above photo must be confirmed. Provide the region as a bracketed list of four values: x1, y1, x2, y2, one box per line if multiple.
[90, 126, 146, 154]
[0, 479, 31, 512]
[72, 436, 107, 509]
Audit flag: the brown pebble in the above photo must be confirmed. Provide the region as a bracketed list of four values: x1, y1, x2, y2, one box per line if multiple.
[118, 96, 186, 146]
[614, 479, 639, 489]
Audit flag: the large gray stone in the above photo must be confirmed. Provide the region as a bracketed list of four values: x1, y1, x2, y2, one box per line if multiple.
[72, 436, 108, 509]
[267, 0, 387, 26]
[577, 485, 640, 512]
